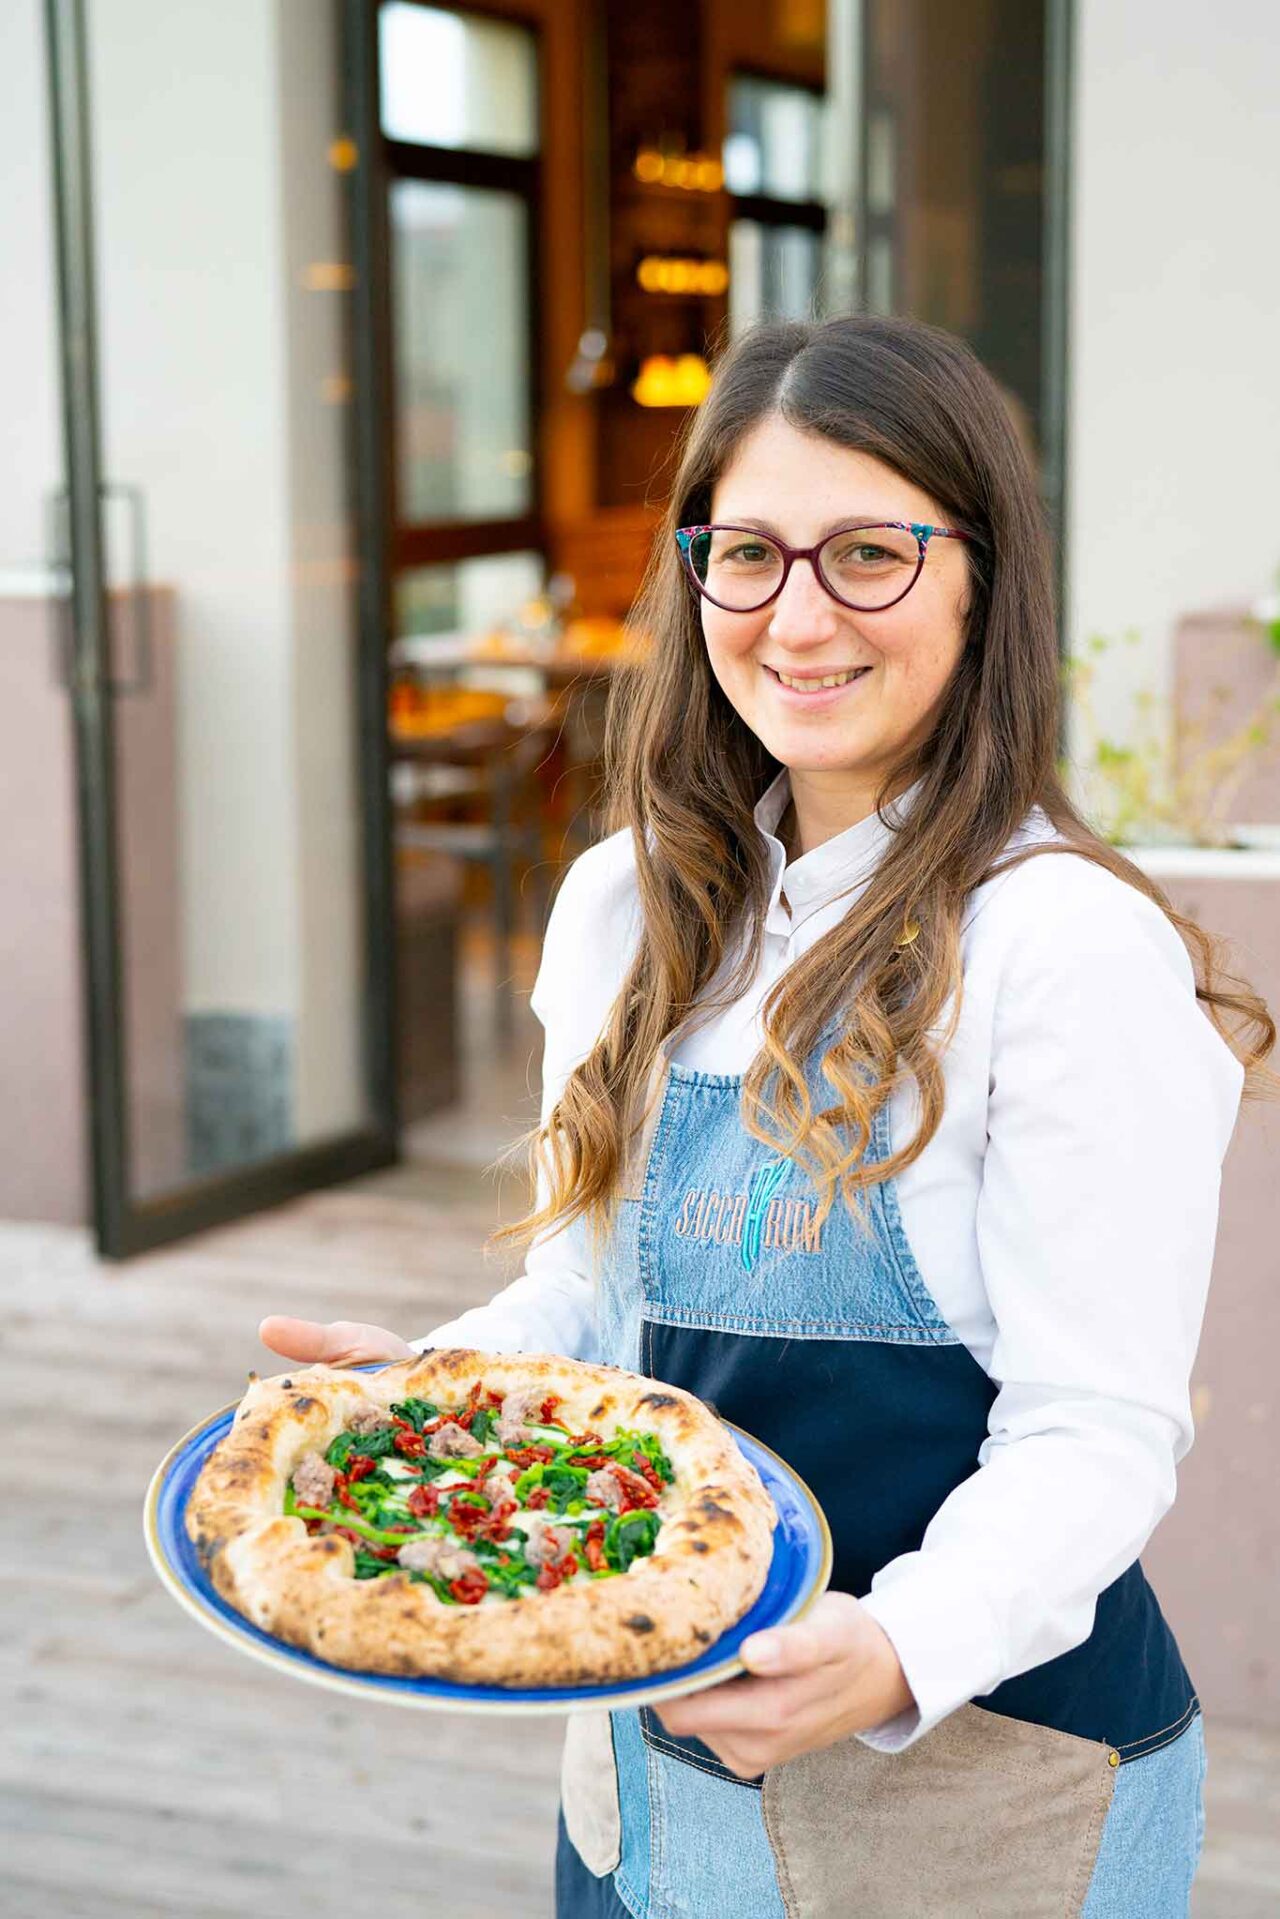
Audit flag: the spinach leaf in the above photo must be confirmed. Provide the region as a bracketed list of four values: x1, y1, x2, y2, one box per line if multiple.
[468, 1405, 499, 1443]
[605, 1508, 661, 1573]
[390, 1397, 438, 1432]
[544, 1463, 590, 1514]
[327, 1427, 398, 1466]
[599, 1428, 674, 1484]
[352, 1548, 398, 1581]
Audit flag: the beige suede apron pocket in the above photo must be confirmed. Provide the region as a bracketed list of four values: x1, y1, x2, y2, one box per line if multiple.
[761, 1703, 1117, 1919]
[561, 1711, 623, 1878]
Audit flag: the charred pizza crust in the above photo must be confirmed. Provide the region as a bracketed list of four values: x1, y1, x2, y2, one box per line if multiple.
[186, 1348, 777, 1685]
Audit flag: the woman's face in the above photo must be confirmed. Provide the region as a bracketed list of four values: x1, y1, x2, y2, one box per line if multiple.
[702, 414, 971, 821]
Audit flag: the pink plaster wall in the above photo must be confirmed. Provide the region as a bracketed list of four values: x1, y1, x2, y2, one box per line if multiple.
[1174, 606, 1280, 828]
[1141, 871, 1280, 1728]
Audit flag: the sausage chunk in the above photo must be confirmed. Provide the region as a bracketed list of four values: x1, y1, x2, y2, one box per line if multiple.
[346, 1404, 392, 1436]
[291, 1450, 336, 1508]
[514, 1512, 577, 1565]
[397, 1534, 481, 1581]
[585, 1468, 623, 1511]
[427, 1420, 484, 1460]
[496, 1386, 544, 1446]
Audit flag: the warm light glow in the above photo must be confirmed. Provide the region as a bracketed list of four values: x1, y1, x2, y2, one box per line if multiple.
[636, 255, 729, 296]
[328, 135, 359, 172]
[631, 353, 712, 407]
[302, 262, 357, 292]
[633, 148, 665, 184]
[631, 146, 724, 193]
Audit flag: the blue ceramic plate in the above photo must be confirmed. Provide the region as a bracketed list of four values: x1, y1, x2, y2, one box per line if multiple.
[144, 1388, 832, 1715]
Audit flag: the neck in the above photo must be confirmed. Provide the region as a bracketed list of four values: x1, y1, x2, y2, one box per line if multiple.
[782, 771, 894, 858]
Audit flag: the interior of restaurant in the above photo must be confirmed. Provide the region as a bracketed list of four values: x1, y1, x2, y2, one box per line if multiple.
[3, 0, 1052, 1251]
[384, 0, 836, 1125]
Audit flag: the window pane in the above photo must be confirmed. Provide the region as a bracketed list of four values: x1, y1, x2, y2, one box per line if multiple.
[395, 552, 544, 638]
[380, 2, 537, 157]
[726, 76, 825, 202]
[391, 179, 533, 523]
[730, 221, 822, 331]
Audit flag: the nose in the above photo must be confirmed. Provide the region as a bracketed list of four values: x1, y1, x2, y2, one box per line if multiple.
[766, 553, 843, 648]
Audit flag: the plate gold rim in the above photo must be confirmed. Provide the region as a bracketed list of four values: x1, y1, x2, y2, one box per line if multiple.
[142, 1392, 834, 1716]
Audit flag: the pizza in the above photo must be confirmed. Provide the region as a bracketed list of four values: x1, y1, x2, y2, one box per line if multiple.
[185, 1347, 777, 1685]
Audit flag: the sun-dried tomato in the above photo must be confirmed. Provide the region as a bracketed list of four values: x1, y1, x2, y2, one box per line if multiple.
[345, 1454, 377, 1483]
[535, 1550, 579, 1593]
[449, 1501, 486, 1539]
[482, 1498, 517, 1543]
[584, 1519, 607, 1572]
[504, 1445, 553, 1468]
[568, 1431, 602, 1450]
[525, 1485, 550, 1509]
[393, 1428, 426, 1458]
[538, 1395, 562, 1426]
[634, 1457, 664, 1492]
[611, 1465, 660, 1513]
[572, 1453, 610, 1471]
[449, 1568, 488, 1606]
[407, 1483, 440, 1518]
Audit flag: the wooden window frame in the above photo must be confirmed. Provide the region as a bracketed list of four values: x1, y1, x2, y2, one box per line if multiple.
[725, 69, 829, 241]
[379, 0, 545, 581]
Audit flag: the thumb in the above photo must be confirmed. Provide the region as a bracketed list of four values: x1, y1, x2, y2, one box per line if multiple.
[257, 1316, 416, 1367]
[739, 1592, 864, 1677]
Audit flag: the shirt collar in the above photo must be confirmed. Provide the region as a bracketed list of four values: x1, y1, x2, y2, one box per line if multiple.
[753, 768, 918, 932]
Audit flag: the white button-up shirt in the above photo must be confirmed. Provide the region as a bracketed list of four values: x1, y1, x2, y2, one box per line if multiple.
[422, 770, 1244, 1746]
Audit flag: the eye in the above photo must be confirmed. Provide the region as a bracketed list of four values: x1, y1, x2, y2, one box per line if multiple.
[722, 540, 775, 565]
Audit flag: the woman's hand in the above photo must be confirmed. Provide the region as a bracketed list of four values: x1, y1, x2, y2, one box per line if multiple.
[653, 1592, 913, 1778]
[257, 1317, 417, 1367]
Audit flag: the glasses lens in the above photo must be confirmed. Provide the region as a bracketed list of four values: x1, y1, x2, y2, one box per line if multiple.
[687, 527, 786, 609]
[818, 525, 920, 607]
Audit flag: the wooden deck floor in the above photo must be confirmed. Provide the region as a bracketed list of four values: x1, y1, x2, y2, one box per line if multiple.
[3, 998, 1278, 1915]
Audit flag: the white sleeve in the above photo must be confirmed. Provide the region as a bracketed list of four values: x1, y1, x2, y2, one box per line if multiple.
[413, 837, 640, 1361]
[857, 871, 1244, 1750]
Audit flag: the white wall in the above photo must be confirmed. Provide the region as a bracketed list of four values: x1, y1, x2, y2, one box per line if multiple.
[1067, 0, 1280, 749]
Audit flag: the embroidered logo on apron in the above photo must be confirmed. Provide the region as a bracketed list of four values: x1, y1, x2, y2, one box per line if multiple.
[671, 1157, 824, 1271]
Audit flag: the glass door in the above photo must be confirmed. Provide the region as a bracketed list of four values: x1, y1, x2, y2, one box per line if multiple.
[45, 0, 397, 1256]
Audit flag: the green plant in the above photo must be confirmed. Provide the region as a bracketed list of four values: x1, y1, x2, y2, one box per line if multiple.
[1065, 620, 1280, 848]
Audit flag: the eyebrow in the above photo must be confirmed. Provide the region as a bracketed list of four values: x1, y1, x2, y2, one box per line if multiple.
[717, 514, 897, 537]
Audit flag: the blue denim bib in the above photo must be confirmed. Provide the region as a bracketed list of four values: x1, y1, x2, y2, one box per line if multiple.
[597, 1043, 1195, 1919]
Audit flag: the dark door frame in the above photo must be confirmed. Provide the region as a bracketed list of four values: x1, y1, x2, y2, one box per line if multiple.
[44, 0, 398, 1258]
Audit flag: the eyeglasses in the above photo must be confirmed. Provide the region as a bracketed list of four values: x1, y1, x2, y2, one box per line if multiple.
[674, 520, 973, 615]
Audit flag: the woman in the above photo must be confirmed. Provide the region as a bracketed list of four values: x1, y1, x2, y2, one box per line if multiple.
[263, 315, 1273, 1916]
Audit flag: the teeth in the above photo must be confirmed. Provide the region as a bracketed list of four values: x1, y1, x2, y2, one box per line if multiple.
[774, 667, 866, 691]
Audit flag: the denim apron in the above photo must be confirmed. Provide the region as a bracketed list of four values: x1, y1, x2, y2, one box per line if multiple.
[558, 1030, 1200, 1919]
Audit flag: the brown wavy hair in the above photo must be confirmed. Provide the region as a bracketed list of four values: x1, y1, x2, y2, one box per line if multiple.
[496, 314, 1274, 1257]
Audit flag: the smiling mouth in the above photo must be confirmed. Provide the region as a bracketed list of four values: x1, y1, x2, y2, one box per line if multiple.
[765, 664, 873, 692]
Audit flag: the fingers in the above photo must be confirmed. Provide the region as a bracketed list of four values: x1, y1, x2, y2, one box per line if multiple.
[656, 1669, 825, 1740]
[740, 1593, 864, 1677]
[257, 1316, 416, 1367]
